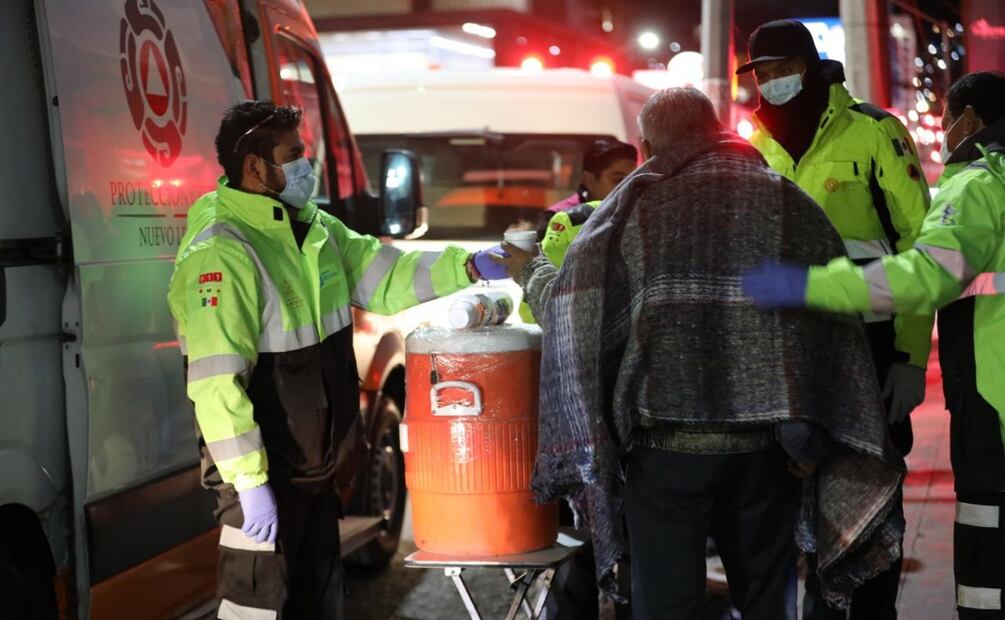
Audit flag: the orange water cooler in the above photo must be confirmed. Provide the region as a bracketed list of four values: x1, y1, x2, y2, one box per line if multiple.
[403, 325, 558, 557]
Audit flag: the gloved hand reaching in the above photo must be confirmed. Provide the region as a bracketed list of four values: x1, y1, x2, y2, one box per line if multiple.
[239, 483, 279, 544]
[471, 245, 510, 281]
[741, 261, 810, 309]
[883, 362, 926, 424]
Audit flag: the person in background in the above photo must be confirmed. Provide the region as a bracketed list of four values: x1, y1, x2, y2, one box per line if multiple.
[535, 138, 637, 242]
[743, 71, 1005, 620]
[737, 19, 933, 619]
[167, 100, 497, 619]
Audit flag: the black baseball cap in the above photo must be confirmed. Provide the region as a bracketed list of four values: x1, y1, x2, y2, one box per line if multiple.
[736, 20, 820, 75]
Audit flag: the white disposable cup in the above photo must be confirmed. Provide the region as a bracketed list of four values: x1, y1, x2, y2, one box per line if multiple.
[503, 230, 537, 252]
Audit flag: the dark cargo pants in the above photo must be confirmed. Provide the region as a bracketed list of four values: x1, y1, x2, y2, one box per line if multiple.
[213, 478, 343, 619]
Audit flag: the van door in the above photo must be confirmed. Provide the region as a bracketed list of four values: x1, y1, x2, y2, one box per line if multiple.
[0, 0, 72, 595]
[35, 0, 251, 616]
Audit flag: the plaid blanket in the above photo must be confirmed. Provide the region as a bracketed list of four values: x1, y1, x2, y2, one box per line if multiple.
[530, 132, 905, 607]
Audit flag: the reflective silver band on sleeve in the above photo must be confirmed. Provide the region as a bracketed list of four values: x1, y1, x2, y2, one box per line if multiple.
[960, 272, 1005, 298]
[413, 252, 441, 303]
[917, 243, 975, 282]
[187, 354, 252, 384]
[863, 261, 896, 314]
[352, 244, 404, 308]
[205, 427, 264, 463]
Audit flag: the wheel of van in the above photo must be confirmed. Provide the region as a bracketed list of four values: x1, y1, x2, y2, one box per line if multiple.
[346, 397, 406, 569]
[0, 546, 55, 620]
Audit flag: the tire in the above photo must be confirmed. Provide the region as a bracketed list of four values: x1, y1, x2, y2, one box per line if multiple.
[346, 397, 407, 569]
[0, 546, 55, 620]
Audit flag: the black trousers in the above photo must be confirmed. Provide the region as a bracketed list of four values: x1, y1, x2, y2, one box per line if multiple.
[624, 447, 799, 620]
[213, 478, 344, 619]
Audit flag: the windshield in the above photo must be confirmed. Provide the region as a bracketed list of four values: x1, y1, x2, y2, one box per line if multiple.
[357, 133, 616, 240]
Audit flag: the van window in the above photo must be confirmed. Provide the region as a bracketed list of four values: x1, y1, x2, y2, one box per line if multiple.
[275, 36, 363, 214]
[274, 36, 331, 204]
[321, 80, 364, 204]
[356, 133, 614, 240]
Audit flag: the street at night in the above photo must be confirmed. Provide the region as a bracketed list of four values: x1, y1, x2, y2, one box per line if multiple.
[1, 1, 1003, 619]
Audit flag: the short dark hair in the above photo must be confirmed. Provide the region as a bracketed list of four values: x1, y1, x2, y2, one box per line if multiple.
[947, 71, 1005, 127]
[215, 100, 303, 185]
[583, 139, 638, 176]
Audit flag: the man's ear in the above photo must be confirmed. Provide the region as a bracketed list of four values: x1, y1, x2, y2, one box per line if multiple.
[243, 153, 264, 188]
[964, 105, 986, 135]
[581, 170, 598, 195]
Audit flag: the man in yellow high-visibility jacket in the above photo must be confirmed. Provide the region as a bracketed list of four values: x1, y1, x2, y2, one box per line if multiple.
[738, 19, 933, 619]
[744, 71, 1005, 620]
[167, 101, 492, 619]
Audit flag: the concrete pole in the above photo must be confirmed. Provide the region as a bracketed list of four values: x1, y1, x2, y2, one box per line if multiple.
[701, 0, 734, 126]
[840, 0, 891, 106]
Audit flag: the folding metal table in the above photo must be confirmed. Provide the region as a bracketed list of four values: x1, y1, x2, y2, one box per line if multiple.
[403, 529, 588, 620]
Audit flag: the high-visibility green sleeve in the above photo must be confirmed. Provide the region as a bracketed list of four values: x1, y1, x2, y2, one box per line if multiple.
[168, 241, 268, 491]
[807, 165, 1004, 317]
[874, 116, 935, 367]
[541, 211, 578, 268]
[328, 217, 472, 315]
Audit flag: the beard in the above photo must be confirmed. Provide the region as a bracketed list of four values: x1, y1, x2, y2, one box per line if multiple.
[260, 162, 286, 197]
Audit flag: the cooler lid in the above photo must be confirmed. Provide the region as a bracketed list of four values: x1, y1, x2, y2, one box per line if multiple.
[406, 325, 543, 354]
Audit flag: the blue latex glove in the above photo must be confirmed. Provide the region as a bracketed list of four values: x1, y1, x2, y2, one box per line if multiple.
[741, 261, 810, 309]
[472, 245, 510, 280]
[239, 483, 279, 544]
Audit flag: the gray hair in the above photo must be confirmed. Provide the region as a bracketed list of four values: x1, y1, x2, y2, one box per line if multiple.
[637, 87, 722, 154]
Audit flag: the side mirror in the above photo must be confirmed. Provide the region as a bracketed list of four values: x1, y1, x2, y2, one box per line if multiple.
[378, 150, 421, 238]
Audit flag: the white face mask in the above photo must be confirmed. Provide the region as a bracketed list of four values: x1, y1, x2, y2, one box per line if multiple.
[940, 114, 969, 165]
[759, 73, 804, 106]
[265, 157, 316, 209]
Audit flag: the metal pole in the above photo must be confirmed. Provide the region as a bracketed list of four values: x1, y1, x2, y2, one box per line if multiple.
[840, 0, 890, 106]
[701, 0, 734, 126]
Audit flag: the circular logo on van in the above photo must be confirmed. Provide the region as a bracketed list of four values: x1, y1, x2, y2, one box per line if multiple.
[119, 0, 188, 167]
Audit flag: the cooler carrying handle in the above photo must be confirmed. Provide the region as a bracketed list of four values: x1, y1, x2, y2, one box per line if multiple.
[431, 381, 483, 417]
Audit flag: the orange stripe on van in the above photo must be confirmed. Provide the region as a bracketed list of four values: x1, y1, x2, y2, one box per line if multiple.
[89, 528, 218, 620]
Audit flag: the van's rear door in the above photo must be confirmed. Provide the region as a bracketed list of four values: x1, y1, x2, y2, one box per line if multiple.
[35, 0, 251, 615]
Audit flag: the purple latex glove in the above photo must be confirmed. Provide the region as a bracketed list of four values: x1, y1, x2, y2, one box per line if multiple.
[239, 483, 279, 544]
[741, 261, 810, 309]
[472, 245, 510, 280]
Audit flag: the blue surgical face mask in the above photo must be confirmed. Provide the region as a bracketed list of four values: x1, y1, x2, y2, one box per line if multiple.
[759, 73, 804, 106]
[264, 157, 316, 209]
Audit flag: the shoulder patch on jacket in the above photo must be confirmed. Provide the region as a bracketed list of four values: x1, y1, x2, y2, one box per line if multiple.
[566, 204, 597, 226]
[849, 102, 893, 122]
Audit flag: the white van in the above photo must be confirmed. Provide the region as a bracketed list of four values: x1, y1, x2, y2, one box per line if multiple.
[0, 1, 425, 618]
[337, 69, 653, 328]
